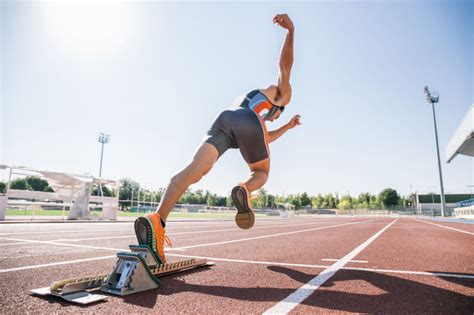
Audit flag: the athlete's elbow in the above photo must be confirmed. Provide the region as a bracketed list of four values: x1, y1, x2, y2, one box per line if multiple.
[279, 63, 293, 74]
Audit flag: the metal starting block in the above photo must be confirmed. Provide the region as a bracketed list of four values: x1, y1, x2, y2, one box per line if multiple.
[31, 244, 214, 305]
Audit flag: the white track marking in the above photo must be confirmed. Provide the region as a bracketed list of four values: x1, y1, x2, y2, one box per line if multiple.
[322, 258, 368, 263]
[173, 219, 378, 250]
[167, 252, 474, 279]
[0, 255, 115, 273]
[45, 220, 349, 242]
[0, 241, 34, 247]
[0, 237, 127, 252]
[0, 220, 372, 252]
[0, 219, 342, 237]
[169, 253, 328, 269]
[413, 218, 474, 236]
[0, 228, 131, 236]
[263, 218, 398, 314]
[0, 219, 360, 246]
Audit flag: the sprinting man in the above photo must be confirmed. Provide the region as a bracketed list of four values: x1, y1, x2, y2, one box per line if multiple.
[135, 14, 300, 262]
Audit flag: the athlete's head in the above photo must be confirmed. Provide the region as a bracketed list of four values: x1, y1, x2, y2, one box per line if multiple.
[266, 105, 285, 122]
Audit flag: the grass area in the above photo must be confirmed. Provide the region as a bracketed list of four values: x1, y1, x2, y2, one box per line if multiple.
[5, 209, 270, 219]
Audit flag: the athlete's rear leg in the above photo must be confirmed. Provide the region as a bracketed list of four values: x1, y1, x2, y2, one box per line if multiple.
[134, 142, 218, 260]
[158, 142, 219, 221]
[232, 158, 270, 229]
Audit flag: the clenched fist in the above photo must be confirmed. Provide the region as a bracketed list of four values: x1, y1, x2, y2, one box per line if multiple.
[287, 115, 301, 129]
[273, 14, 295, 31]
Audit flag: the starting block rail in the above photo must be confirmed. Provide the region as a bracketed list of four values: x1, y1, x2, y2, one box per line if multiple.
[31, 244, 214, 305]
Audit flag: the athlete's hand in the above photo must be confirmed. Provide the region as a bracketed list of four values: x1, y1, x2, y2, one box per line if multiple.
[273, 14, 294, 32]
[287, 115, 301, 129]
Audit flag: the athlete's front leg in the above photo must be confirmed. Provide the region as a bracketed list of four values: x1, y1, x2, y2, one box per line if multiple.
[232, 158, 270, 229]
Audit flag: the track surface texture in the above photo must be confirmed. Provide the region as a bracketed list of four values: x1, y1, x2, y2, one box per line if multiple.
[0, 216, 473, 314]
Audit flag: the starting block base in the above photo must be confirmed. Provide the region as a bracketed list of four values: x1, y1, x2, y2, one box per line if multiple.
[30, 287, 107, 305]
[31, 244, 214, 305]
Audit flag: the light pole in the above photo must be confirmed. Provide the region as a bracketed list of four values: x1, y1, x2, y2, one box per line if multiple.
[97, 133, 111, 197]
[97, 133, 111, 178]
[424, 86, 446, 216]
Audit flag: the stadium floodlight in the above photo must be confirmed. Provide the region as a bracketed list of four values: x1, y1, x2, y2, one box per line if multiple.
[424, 86, 446, 217]
[97, 133, 111, 178]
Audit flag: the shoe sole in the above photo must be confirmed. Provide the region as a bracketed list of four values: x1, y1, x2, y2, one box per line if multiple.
[134, 216, 156, 252]
[231, 185, 255, 229]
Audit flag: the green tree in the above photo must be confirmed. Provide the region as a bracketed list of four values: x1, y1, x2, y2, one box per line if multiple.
[357, 192, 371, 209]
[324, 193, 336, 208]
[0, 181, 6, 194]
[338, 194, 353, 209]
[118, 178, 141, 210]
[215, 196, 227, 207]
[226, 194, 234, 207]
[299, 192, 311, 207]
[378, 188, 399, 207]
[25, 176, 53, 192]
[91, 185, 114, 197]
[206, 193, 217, 206]
[311, 194, 323, 208]
[337, 199, 351, 210]
[10, 178, 31, 190]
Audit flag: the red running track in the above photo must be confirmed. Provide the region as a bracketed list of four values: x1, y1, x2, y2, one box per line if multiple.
[0, 217, 472, 314]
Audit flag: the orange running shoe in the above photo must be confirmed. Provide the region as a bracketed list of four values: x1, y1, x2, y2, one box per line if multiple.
[134, 213, 172, 263]
[231, 183, 255, 229]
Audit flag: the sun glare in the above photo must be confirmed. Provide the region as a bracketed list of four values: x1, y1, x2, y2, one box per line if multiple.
[41, 2, 134, 57]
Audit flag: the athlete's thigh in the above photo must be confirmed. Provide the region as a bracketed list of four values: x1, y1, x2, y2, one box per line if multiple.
[188, 142, 219, 174]
[234, 110, 270, 164]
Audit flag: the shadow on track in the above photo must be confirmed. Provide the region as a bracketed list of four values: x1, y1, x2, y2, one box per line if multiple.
[269, 266, 474, 313]
[120, 265, 474, 313]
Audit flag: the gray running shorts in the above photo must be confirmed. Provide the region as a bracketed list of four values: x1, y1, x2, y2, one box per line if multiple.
[204, 108, 269, 164]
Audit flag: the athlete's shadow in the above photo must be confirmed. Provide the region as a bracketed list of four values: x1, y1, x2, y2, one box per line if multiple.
[123, 265, 474, 313]
[267, 266, 474, 313]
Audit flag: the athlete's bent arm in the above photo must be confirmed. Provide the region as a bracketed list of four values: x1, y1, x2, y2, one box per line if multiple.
[268, 115, 301, 143]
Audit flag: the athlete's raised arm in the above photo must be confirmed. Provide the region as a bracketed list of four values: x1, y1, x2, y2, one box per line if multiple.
[260, 14, 294, 106]
[275, 14, 294, 104]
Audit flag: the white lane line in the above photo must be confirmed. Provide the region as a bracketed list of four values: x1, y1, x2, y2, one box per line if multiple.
[413, 218, 474, 236]
[321, 258, 368, 263]
[173, 219, 378, 250]
[169, 253, 328, 269]
[167, 253, 474, 279]
[0, 237, 127, 252]
[0, 219, 343, 238]
[0, 219, 376, 272]
[0, 255, 116, 273]
[263, 218, 399, 314]
[0, 242, 34, 247]
[0, 220, 369, 252]
[0, 219, 361, 246]
[44, 220, 348, 243]
[0, 228, 131, 236]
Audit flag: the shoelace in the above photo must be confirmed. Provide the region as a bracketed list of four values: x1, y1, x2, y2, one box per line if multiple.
[164, 235, 173, 247]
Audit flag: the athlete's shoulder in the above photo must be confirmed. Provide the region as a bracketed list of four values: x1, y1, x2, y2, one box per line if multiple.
[258, 85, 291, 106]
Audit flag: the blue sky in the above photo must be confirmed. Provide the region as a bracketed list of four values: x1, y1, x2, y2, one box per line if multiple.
[1, 0, 473, 197]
